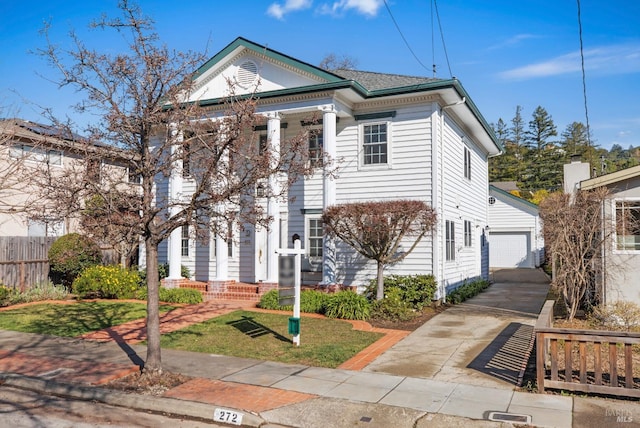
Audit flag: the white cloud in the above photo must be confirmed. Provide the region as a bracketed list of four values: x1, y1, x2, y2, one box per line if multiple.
[319, 0, 384, 17]
[267, 0, 312, 20]
[487, 34, 541, 51]
[499, 42, 640, 80]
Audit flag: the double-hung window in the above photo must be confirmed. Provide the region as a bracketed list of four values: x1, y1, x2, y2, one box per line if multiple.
[308, 218, 323, 258]
[308, 129, 323, 168]
[363, 123, 388, 165]
[181, 226, 190, 257]
[464, 220, 472, 247]
[446, 220, 456, 261]
[616, 200, 640, 251]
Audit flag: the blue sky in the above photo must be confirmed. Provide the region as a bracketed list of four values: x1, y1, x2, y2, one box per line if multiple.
[1, 0, 638, 150]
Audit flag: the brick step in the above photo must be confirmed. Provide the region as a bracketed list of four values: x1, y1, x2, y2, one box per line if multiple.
[202, 291, 263, 302]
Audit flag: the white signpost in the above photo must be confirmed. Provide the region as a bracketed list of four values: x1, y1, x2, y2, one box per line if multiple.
[276, 239, 304, 346]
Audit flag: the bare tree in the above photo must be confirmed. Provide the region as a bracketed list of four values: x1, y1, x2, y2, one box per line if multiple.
[322, 200, 437, 300]
[35, 1, 314, 375]
[539, 187, 611, 320]
[319, 53, 358, 71]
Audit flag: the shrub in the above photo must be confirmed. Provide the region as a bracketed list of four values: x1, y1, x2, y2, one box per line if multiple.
[49, 233, 102, 287]
[0, 285, 11, 306]
[370, 288, 415, 321]
[589, 302, 640, 332]
[136, 287, 203, 304]
[366, 275, 437, 310]
[300, 290, 329, 314]
[447, 279, 490, 304]
[138, 263, 191, 282]
[73, 265, 142, 299]
[257, 289, 328, 314]
[257, 289, 282, 310]
[325, 290, 370, 320]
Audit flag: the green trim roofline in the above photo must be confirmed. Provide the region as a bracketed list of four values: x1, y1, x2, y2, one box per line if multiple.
[193, 37, 343, 83]
[189, 37, 502, 153]
[489, 185, 539, 210]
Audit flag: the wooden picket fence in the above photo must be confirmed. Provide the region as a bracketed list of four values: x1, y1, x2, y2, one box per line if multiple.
[535, 300, 640, 398]
[0, 236, 56, 291]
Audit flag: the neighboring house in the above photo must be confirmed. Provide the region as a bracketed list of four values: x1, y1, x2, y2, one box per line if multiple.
[0, 119, 135, 240]
[487, 184, 544, 269]
[578, 164, 640, 306]
[159, 37, 502, 298]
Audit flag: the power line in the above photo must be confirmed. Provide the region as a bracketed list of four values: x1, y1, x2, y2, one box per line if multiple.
[433, 0, 453, 78]
[576, 0, 592, 147]
[383, 0, 430, 73]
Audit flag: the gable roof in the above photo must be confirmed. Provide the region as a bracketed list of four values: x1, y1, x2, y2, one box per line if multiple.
[0, 119, 135, 162]
[580, 164, 640, 190]
[190, 37, 502, 156]
[490, 185, 539, 212]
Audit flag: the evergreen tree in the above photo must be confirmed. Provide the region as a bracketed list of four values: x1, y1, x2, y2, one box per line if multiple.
[523, 106, 558, 191]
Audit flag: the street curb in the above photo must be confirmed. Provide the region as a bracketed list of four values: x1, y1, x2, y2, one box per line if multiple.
[0, 373, 264, 428]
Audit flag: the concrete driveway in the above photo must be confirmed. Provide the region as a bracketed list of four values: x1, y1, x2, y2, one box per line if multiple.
[363, 268, 550, 390]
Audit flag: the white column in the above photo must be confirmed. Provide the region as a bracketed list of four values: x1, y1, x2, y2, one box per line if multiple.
[321, 105, 337, 285]
[266, 112, 281, 283]
[167, 125, 183, 281]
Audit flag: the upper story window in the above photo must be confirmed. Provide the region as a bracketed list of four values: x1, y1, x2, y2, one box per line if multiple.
[11, 144, 62, 166]
[464, 146, 471, 180]
[615, 200, 640, 251]
[308, 129, 323, 168]
[363, 123, 388, 165]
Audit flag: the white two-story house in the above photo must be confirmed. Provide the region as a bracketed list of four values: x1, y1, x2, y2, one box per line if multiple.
[159, 37, 502, 298]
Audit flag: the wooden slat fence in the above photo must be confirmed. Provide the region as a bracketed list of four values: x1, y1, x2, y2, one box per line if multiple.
[0, 236, 56, 291]
[536, 300, 640, 398]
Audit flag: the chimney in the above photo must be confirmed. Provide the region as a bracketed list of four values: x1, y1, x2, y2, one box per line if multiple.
[563, 155, 591, 194]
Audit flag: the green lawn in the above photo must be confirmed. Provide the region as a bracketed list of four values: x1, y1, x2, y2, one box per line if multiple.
[158, 310, 383, 368]
[0, 301, 176, 337]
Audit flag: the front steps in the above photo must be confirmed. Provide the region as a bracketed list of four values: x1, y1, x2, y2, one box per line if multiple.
[173, 279, 278, 302]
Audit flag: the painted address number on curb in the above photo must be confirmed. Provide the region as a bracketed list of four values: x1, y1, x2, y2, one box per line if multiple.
[213, 408, 243, 425]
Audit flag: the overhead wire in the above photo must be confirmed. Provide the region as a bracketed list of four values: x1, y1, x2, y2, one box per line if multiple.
[576, 0, 592, 147]
[382, 0, 430, 74]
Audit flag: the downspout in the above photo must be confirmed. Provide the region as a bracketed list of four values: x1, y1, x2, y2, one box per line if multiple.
[431, 102, 440, 301]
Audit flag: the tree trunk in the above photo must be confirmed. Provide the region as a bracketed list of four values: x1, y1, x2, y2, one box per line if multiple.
[376, 261, 384, 301]
[144, 239, 162, 373]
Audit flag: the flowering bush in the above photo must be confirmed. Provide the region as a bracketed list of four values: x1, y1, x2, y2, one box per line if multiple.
[73, 265, 142, 299]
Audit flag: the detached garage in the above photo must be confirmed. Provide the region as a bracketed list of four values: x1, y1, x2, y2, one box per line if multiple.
[487, 185, 544, 269]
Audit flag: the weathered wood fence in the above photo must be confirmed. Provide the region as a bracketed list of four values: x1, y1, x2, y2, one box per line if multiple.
[0, 236, 56, 291]
[535, 300, 640, 398]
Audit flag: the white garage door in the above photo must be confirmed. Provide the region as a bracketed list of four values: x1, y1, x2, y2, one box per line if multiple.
[489, 232, 532, 268]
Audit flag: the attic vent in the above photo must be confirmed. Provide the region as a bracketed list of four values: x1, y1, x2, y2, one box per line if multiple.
[237, 60, 258, 88]
[489, 196, 496, 205]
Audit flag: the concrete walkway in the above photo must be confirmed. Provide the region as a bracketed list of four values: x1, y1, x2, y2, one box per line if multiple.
[0, 269, 638, 427]
[364, 268, 551, 389]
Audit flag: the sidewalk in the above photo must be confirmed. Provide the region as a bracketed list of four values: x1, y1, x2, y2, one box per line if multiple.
[1, 272, 638, 427]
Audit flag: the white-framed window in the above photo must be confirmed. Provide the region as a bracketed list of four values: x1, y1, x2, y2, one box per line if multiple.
[308, 129, 323, 168]
[258, 134, 268, 155]
[362, 122, 388, 165]
[464, 220, 472, 247]
[446, 220, 455, 261]
[181, 225, 190, 257]
[615, 200, 640, 251]
[308, 217, 323, 258]
[27, 218, 64, 237]
[11, 144, 62, 166]
[227, 221, 234, 258]
[464, 146, 471, 180]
